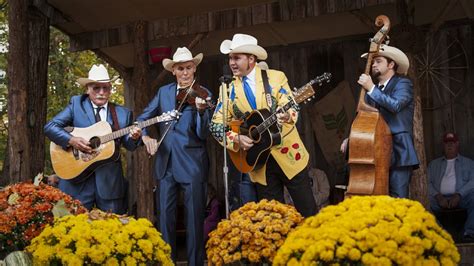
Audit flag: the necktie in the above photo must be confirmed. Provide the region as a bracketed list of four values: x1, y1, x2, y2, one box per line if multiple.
[242, 76, 256, 109]
[95, 107, 103, 122]
[379, 84, 385, 91]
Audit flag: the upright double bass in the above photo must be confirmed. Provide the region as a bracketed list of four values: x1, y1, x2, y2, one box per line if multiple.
[345, 15, 392, 197]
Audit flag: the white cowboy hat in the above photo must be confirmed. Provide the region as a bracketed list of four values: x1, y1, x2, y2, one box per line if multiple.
[220, 33, 268, 60]
[162, 47, 203, 72]
[361, 44, 410, 75]
[77, 64, 116, 86]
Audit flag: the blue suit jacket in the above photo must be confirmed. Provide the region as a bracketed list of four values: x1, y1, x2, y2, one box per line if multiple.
[428, 155, 474, 198]
[136, 82, 211, 182]
[366, 76, 419, 167]
[44, 94, 138, 199]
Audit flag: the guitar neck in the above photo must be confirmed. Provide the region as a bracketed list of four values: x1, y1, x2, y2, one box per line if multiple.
[255, 101, 294, 134]
[253, 72, 330, 135]
[99, 115, 172, 143]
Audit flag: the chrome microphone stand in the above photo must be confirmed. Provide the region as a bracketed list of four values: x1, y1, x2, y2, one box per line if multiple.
[219, 69, 234, 218]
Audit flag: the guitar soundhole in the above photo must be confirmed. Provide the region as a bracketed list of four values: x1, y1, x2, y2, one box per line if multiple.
[89, 137, 101, 149]
[249, 126, 260, 143]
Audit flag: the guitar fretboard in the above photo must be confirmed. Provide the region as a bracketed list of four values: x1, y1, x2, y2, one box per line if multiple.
[254, 73, 331, 134]
[99, 113, 176, 144]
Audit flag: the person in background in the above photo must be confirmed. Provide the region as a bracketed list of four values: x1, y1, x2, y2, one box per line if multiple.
[285, 166, 330, 210]
[428, 132, 474, 241]
[204, 184, 221, 243]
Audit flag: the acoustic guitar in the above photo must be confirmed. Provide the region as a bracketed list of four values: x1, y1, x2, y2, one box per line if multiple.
[228, 72, 331, 173]
[50, 110, 179, 182]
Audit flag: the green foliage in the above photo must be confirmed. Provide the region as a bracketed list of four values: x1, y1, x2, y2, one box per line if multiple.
[47, 27, 124, 121]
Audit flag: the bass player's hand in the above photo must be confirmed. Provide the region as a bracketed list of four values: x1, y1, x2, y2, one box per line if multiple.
[68, 136, 92, 154]
[142, 135, 158, 156]
[340, 138, 349, 154]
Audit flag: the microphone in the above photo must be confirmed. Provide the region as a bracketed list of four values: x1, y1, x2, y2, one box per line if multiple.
[220, 64, 234, 85]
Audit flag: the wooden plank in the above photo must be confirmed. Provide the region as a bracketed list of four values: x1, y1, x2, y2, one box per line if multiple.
[236, 7, 253, 28]
[188, 13, 209, 34]
[66, 0, 396, 51]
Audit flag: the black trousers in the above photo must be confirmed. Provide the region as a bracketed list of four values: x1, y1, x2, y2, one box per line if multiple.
[255, 155, 317, 217]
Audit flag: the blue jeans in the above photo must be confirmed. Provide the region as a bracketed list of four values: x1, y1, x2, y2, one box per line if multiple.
[228, 163, 257, 211]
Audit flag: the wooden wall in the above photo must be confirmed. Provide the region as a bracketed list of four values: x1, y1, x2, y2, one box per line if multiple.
[196, 20, 474, 202]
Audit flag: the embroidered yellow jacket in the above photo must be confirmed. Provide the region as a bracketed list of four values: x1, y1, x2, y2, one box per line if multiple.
[210, 66, 309, 185]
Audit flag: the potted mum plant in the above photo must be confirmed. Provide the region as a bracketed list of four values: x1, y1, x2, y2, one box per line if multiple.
[27, 209, 173, 265]
[273, 196, 460, 266]
[0, 180, 86, 259]
[206, 199, 304, 265]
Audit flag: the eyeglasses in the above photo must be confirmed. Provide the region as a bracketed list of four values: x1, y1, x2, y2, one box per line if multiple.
[92, 85, 112, 92]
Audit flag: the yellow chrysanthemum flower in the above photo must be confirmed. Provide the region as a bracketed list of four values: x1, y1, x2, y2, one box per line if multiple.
[26, 211, 174, 265]
[273, 196, 460, 265]
[206, 199, 303, 265]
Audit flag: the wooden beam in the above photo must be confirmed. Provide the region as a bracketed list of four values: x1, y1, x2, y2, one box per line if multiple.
[30, 0, 72, 26]
[68, 0, 396, 52]
[93, 49, 131, 81]
[459, 0, 474, 19]
[427, 0, 460, 36]
[349, 10, 378, 32]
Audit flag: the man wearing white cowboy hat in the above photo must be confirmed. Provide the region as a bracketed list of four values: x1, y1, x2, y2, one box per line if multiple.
[136, 47, 211, 265]
[44, 64, 142, 214]
[356, 44, 419, 198]
[210, 33, 317, 217]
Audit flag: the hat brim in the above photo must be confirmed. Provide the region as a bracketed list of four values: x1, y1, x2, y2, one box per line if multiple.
[77, 77, 117, 86]
[361, 47, 409, 75]
[163, 53, 203, 72]
[220, 40, 268, 60]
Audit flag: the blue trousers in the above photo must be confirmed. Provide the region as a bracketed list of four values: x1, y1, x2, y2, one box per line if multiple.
[59, 175, 126, 214]
[389, 166, 413, 198]
[229, 172, 257, 211]
[156, 165, 205, 266]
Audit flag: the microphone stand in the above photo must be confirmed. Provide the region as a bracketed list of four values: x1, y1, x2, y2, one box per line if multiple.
[218, 73, 233, 218]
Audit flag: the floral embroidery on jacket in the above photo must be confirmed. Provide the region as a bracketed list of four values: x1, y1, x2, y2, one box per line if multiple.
[279, 142, 304, 164]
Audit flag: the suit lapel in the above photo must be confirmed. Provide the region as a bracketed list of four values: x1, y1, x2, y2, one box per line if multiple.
[83, 97, 96, 124]
[167, 83, 177, 111]
[383, 75, 400, 95]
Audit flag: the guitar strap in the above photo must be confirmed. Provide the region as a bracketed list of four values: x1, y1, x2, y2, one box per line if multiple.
[261, 70, 274, 111]
[108, 103, 120, 132]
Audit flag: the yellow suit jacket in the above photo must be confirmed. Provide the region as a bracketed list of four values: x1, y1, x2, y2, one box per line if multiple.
[210, 66, 309, 185]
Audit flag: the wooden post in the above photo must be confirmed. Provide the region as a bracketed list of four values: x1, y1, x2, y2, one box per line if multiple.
[407, 55, 429, 208]
[27, 7, 50, 178]
[130, 21, 154, 221]
[7, 0, 32, 182]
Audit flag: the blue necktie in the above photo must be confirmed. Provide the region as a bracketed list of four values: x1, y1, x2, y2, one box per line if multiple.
[242, 76, 256, 109]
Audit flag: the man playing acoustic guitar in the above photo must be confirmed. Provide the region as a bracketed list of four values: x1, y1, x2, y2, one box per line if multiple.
[210, 33, 317, 217]
[44, 64, 141, 214]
